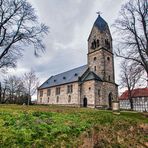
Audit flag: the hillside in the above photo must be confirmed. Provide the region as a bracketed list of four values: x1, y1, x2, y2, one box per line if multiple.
[0, 105, 147, 147]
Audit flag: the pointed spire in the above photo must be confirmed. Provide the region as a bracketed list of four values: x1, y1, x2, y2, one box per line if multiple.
[94, 13, 108, 32]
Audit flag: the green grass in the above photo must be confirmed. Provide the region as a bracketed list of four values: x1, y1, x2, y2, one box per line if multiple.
[0, 105, 147, 148]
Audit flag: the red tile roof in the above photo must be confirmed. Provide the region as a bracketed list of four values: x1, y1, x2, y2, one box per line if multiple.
[119, 88, 148, 100]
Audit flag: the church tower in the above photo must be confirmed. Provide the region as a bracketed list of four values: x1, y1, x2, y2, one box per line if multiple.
[88, 14, 115, 83]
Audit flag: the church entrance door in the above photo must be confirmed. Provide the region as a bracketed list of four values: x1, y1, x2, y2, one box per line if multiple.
[108, 93, 112, 109]
[83, 98, 87, 107]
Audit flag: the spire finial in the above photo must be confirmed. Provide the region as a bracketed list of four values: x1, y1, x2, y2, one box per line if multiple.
[96, 11, 102, 16]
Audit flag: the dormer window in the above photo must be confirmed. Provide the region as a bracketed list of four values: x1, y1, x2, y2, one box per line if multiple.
[74, 73, 78, 76]
[63, 76, 66, 80]
[54, 79, 56, 82]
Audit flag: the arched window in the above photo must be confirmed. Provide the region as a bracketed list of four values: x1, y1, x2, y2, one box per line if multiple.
[67, 85, 73, 94]
[97, 39, 100, 47]
[91, 40, 97, 49]
[98, 89, 100, 97]
[56, 87, 60, 95]
[108, 92, 113, 109]
[40, 98, 42, 103]
[91, 42, 94, 49]
[47, 89, 51, 96]
[107, 57, 110, 62]
[108, 75, 111, 81]
[105, 39, 110, 49]
[93, 40, 96, 48]
[57, 96, 59, 103]
[94, 66, 97, 71]
[40, 90, 43, 97]
[94, 57, 97, 61]
[68, 95, 71, 103]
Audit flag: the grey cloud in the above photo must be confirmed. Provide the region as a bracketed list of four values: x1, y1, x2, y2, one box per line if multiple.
[9, 0, 126, 89]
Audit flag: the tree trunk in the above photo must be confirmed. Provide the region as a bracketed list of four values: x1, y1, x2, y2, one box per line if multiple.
[2, 87, 6, 103]
[128, 91, 133, 110]
[129, 98, 134, 110]
[27, 95, 31, 106]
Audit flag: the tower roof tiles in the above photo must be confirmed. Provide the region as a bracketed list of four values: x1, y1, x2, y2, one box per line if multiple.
[94, 15, 108, 32]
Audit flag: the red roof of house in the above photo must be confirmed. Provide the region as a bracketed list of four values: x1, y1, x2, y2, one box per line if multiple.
[119, 88, 148, 100]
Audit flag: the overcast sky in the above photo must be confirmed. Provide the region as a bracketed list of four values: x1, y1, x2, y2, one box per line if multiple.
[4, 0, 128, 97]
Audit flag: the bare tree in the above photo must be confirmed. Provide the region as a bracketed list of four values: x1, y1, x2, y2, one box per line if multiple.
[114, 0, 148, 74]
[0, 80, 7, 103]
[120, 60, 144, 110]
[0, 75, 30, 104]
[23, 69, 39, 105]
[3, 75, 24, 103]
[0, 0, 48, 69]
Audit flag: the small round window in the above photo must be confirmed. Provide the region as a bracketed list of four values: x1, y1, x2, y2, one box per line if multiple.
[94, 57, 97, 61]
[107, 57, 110, 61]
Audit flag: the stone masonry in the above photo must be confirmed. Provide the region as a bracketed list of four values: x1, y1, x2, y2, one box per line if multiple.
[37, 14, 118, 108]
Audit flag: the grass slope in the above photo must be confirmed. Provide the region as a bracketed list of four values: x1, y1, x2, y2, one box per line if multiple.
[0, 105, 147, 148]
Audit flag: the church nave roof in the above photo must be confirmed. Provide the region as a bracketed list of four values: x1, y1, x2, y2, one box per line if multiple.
[39, 65, 88, 89]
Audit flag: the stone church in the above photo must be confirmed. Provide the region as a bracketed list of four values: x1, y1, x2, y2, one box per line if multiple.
[37, 14, 118, 108]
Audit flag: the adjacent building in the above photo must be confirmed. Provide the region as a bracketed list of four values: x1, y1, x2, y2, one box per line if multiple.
[37, 14, 118, 108]
[119, 88, 148, 112]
